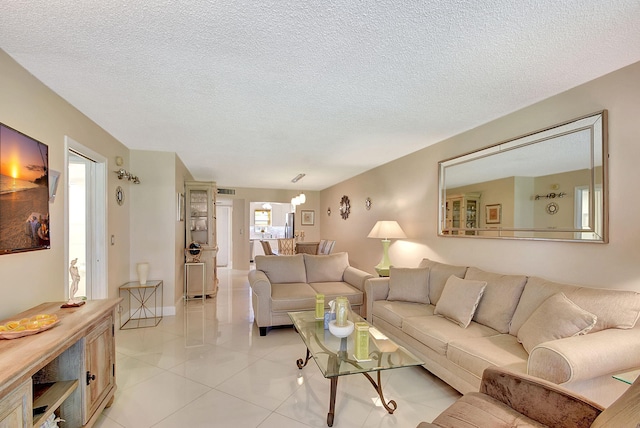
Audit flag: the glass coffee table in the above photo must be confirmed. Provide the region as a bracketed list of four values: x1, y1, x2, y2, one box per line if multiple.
[288, 310, 423, 427]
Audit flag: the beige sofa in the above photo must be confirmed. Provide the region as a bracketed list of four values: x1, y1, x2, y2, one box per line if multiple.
[249, 252, 373, 336]
[365, 259, 640, 406]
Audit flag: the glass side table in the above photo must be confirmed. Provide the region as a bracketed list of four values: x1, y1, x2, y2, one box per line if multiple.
[119, 280, 163, 329]
[613, 368, 640, 385]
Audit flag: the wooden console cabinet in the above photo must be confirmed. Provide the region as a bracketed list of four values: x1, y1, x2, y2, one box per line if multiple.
[0, 299, 121, 428]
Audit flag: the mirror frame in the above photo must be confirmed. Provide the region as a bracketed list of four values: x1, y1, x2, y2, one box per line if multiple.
[438, 111, 608, 242]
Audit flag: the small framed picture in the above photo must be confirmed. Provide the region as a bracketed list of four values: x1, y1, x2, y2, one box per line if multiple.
[485, 204, 502, 224]
[301, 210, 315, 226]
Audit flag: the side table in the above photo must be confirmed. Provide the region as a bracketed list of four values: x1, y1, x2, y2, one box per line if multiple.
[119, 280, 163, 329]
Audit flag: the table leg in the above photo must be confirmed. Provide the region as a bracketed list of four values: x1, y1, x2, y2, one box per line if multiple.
[328, 376, 338, 427]
[296, 347, 312, 369]
[362, 370, 397, 414]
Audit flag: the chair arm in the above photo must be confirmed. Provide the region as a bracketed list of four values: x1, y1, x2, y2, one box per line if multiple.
[248, 270, 272, 327]
[528, 327, 640, 384]
[364, 278, 390, 322]
[481, 367, 604, 428]
[343, 266, 374, 292]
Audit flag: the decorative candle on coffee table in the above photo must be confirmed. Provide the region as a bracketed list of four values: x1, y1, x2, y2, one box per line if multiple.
[355, 322, 370, 360]
[315, 294, 325, 319]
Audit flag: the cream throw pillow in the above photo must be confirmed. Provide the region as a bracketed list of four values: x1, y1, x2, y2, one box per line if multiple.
[434, 276, 487, 328]
[387, 267, 430, 304]
[517, 292, 597, 353]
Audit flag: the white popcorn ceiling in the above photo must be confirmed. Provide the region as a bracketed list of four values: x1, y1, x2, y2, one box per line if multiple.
[1, 1, 639, 190]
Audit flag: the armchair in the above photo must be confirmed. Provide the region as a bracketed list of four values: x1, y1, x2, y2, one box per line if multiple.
[418, 366, 639, 428]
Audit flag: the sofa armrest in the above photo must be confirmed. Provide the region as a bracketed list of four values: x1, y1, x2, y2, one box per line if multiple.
[528, 327, 640, 384]
[480, 367, 603, 428]
[364, 278, 390, 322]
[248, 269, 272, 327]
[343, 266, 374, 292]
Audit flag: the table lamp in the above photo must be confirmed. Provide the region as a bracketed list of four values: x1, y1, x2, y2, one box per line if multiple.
[367, 220, 407, 277]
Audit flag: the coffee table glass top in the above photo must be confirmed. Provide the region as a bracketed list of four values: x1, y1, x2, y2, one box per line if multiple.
[288, 310, 423, 378]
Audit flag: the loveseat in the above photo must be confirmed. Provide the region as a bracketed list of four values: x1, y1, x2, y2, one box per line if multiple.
[249, 252, 373, 336]
[365, 258, 640, 406]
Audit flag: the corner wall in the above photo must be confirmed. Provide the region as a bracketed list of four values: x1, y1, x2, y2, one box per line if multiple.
[321, 61, 640, 291]
[0, 49, 131, 319]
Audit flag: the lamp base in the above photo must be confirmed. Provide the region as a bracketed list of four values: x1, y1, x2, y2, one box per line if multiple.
[374, 239, 392, 277]
[374, 265, 390, 277]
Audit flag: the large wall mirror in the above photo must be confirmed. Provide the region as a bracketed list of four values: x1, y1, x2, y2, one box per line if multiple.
[439, 111, 607, 242]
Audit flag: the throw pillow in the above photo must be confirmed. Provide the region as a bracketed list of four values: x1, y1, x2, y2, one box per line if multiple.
[304, 252, 349, 283]
[517, 292, 598, 353]
[387, 267, 430, 304]
[434, 275, 487, 328]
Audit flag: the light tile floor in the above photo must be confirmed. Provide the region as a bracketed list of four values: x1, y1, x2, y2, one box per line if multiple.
[97, 268, 460, 428]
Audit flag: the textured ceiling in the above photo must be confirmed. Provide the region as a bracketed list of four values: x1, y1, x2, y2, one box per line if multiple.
[1, 1, 639, 190]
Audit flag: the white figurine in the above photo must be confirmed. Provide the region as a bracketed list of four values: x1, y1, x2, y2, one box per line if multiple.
[68, 258, 81, 304]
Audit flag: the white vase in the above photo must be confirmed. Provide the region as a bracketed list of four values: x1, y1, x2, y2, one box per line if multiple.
[136, 262, 149, 285]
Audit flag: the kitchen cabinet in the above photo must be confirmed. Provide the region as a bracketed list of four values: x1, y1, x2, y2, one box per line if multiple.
[0, 299, 120, 428]
[185, 181, 218, 298]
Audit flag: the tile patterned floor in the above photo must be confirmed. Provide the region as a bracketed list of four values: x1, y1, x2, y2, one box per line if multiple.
[96, 268, 460, 428]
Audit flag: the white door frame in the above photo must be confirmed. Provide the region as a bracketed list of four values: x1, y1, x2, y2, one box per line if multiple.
[64, 137, 108, 299]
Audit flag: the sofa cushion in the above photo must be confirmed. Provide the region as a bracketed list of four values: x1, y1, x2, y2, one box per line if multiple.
[509, 276, 581, 336]
[309, 281, 363, 306]
[517, 293, 598, 353]
[418, 259, 468, 305]
[447, 334, 529, 382]
[510, 276, 640, 335]
[387, 267, 430, 304]
[435, 276, 487, 328]
[465, 267, 527, 334]
[256, 254, 307, 284]
[270, 282, 318, 312]
[304, 252, 349, 283]
[402, 315, 499, 356]
[372, 301, 435, 329]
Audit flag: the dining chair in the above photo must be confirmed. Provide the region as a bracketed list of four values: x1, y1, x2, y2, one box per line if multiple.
[277, 238, 295, 255]
[318, 239, 336, 255]
[260, 240, 275, 255]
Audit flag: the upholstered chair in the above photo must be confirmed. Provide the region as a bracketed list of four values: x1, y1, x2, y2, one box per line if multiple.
[417, 366, 640, 428]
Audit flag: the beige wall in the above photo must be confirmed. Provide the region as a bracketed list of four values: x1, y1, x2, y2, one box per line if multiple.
[0, 49, 131, 319]
[321, 61, 640, 291]
[130, 150, 193, 312]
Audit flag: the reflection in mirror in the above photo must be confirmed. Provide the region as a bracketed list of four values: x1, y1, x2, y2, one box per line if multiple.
[439, 111, 607, 242]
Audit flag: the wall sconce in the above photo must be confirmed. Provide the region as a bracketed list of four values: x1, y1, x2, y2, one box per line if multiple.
[114, 168, 141, 184]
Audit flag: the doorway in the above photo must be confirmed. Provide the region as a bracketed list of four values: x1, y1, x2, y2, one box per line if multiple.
[216, 203, 232, 267]
[65, 138, 107, 299]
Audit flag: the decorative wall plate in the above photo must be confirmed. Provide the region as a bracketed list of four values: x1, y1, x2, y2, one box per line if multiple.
[546, 202, 559, 215]
[339, 195, 351, 219]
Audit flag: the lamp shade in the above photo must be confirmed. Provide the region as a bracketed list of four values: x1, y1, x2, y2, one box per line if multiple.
[367, 221, 407, 240]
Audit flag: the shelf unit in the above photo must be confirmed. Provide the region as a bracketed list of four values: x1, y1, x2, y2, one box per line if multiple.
[0, 299, 120, 428]
[184, 181, 218, 299]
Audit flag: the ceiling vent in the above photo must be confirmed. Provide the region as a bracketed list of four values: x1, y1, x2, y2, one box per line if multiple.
[217, 188, 236, 195]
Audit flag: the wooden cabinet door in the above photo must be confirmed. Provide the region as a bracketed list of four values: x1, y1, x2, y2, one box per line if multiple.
[0, 379, 31, 428]
[84, 316, 114, 424]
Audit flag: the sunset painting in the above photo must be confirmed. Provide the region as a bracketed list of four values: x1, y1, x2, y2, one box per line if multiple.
[0, 123, 50, 254]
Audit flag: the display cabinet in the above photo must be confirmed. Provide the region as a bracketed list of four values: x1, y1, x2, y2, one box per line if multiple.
[185, 181, 218, 298]
[445, 193, 481, 235]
